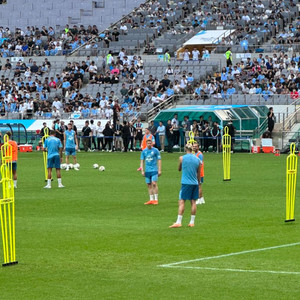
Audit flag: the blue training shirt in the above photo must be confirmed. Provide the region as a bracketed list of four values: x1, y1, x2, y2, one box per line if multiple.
[181, 153, 200, 185]
[65, 130, 76, 149]
[44, 136, 62, 159]
[140, 147, 161, 173]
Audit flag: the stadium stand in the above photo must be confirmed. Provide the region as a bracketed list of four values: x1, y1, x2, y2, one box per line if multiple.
[0, 0, 299, 124]
[0, 0, 145, 31]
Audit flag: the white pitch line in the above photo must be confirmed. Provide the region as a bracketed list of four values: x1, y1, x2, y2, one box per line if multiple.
[159, 242, 300, 267]
[164, 266, 300, 275]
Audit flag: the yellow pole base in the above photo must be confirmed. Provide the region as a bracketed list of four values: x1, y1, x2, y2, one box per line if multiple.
[2, 261, 18, 267]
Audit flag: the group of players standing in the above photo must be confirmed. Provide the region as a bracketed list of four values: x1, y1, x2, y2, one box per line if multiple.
[42, 119, 205, 228]
[140, 137, 205, 228]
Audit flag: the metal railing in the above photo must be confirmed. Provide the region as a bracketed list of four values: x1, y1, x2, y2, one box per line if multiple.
[176, 94, 298, 106]
[212, 43, 300, 54]
[147, 95, 176, 121]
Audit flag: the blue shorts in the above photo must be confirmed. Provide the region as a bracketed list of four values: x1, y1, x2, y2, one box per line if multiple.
[12, 162, 17, 171]
[145, 171, 158, 184]
[47, 155, 61, 169]
[65, 148, 76, 156]
[200, 177, 204, 184]
[179, 184, 199, 201]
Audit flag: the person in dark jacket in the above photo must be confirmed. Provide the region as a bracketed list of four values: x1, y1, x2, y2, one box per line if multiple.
[166, 119, 173, 153]
[122, 121, 131, 152]
[103, 122, 114, 152]
[225, 120, 236, 152]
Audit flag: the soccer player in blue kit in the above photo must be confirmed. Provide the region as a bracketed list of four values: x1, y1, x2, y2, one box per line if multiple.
[140, 138, 162, 205]
[43, 130, 64, 189]
[64, 123, 79, 171]
[170, 143, 202, 228]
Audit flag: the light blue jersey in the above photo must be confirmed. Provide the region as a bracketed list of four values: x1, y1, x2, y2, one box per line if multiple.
[141, 147, 161, 173]
[44, 136, 62, 159]
[65, 130, 76, 149]
[181, 153, 200, 185]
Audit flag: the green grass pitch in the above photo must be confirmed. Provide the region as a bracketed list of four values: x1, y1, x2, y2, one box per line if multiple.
[0, 151, 299, 299]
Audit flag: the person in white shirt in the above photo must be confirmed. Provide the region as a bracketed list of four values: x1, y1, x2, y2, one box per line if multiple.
[52, 98, 63, 110]
[105, 106, 113, 119]
[96, 121, 104, 150]
[24, 68, 31, 78]
[137, 66, 144, 75]
[52, 107, 61, 118]
[100, 99, 107, 109]
[88, 61, 98, 80]
[156, 121, 166, 152]
[120, 22, 128, 33]
[231, 66, 240, 76]
[192, 48, 200, 61]
[118, 48, 126, 61]
[249, 84, 256, 94]
[180, 75, 187, 92]
[122, 57, 130, 66]
[242, 14, 250, 22]
[183, 49, 190, 61]
[19, 102, 28, 119]
[171, 114, 180, 147]
[165, 65, 174, 75]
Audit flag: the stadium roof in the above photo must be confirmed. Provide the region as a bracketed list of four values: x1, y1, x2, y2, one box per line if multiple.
[183, 30, 235, 45]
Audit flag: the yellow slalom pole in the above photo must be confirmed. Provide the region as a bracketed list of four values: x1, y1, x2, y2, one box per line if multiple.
[222, 126, 231, 181]
[42, 128, 49, 182]
[187, 131, 196, 153]
[286, 143, 297, 222]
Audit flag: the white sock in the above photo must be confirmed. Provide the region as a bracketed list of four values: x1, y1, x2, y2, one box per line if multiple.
[190, 215, 196, 225]
[14, 180, 17, 187]
[154, 194, 158, 201]
[150, 194, 154, 201]
[176, 215, 183, 224]
[47, 179, 51, 186]
[58, 178, 62, 185]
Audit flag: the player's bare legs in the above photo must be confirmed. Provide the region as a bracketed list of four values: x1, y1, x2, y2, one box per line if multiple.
[152, 181, 158, 203]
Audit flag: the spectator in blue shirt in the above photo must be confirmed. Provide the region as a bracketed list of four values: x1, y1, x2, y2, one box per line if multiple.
[227, 85, 236, 95]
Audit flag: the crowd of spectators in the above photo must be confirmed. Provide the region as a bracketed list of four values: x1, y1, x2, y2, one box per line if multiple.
[191, 51, 300, 100]
[0, 0, 299, 59]
[2, 47, 300, 121]
[0, 24, 101, 57]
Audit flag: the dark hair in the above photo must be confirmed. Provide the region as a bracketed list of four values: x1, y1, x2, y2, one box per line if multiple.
[50, 130, 56, 135]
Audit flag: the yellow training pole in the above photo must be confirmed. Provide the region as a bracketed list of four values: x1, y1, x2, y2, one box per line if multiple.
[222, 126, 231, 181]
[42, 128, 49, 181]
[0, 134, 18, 266]
[187, 131, 196, 153]
[286, 143, 297, 222]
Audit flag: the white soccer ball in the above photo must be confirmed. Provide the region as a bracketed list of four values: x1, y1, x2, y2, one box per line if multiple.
[99, 166, 105, 172]
[93, 164, 99, 169]
[69, 164, 74, 169]
[61, 163, 67, 170]
[74, 163, 80, 169]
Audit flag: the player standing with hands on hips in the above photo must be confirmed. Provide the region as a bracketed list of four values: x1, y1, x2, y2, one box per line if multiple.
[43, 130, 64, 189]
[170, 143, 201, 228]
[140, 138, 161, 205]
[64, 123, 79, 171]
